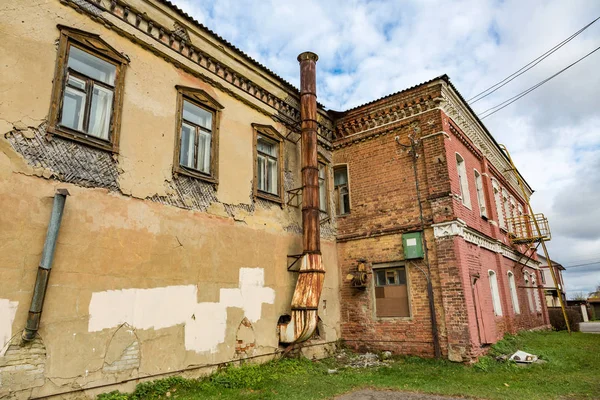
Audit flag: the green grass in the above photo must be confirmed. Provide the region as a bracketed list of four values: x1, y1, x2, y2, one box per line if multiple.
[98, 331, 600, 400]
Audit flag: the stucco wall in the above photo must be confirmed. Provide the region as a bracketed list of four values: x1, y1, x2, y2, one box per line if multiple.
[0, 1, 340, 398]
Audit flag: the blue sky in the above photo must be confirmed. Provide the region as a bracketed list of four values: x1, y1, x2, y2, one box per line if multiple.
[173, 0, 600, 297]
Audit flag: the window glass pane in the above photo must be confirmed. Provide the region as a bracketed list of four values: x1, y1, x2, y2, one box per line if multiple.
[397, 267, 407, 285]
[67, 74, 86, 90]
[60, 86, 86, 131]
[183, 100, 212, 130]
[267, 158, 278, 194]
[88, 84, 113, 140]
[375, 270, 386, 286]
[179, 123, 195, 168]
[68, 46, 116, 86]
[257, 155, 266, 192]
[334, 167, 348, 186]
[341, 187, 350, 214]
[386, 271, 396, 285]
[319, 165, 327, 211]
[196, 131, 211, 173]
[257, 136, 277, 157]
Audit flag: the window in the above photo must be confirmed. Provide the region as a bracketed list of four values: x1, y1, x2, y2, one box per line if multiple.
[173, 86, 223, 183]
[540, 269, 546, 285]
[474, 170, 487, 218]
[48, 26, 127, 152]
[318, 163, 328, 212]
[508, 196, 517, 233]
[252, 124, 284, 203]
[488, 270, 503, 316]
[492, 180, 506, 229]
[532, 276, 542, 312]
[502, 188, 510, 231]
[334, 165, 350, 215]
[507, 271, 520, 314]
[524, 272, 535, 313]
[374, 264, 410, 317]
[455, 153, 471, 208]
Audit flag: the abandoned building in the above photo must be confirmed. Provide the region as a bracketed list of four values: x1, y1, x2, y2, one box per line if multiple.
[0, 0, 550, 398]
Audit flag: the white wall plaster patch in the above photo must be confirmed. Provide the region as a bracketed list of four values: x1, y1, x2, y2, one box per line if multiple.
[88, 268, 274, 353]
[0, 299, 19, 356]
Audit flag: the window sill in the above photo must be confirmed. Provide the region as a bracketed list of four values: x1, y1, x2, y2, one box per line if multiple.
[256, 190, 284, 205]
[174, 166, 218, 185]
[375, 316, 413, 321]
[336, 212, 350, 218]
[48, 125, 117, 153]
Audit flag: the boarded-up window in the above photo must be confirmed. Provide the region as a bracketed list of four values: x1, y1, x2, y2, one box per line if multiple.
[374, 266, 410, 317]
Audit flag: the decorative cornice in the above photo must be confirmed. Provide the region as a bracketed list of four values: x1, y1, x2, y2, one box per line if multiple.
[332, 98, 442, 149]
[438, 83, 531, 198]
[63, 0, 334, 143]
[432, 220, 539, 268]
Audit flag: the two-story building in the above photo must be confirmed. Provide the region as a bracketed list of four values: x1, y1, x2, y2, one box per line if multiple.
[0, 0, 548, 398]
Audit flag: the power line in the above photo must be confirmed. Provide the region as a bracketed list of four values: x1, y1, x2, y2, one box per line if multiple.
[479, 44, 600, 119]
[563, 260, 600, 269]
[468, 16, 600, 104]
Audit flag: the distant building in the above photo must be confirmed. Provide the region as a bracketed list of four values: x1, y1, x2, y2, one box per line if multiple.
[0, 0, 549, 398]
[538, 254, 566, 307]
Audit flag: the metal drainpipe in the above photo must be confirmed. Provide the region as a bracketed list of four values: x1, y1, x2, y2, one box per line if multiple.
[22, 189, 70, 341]
[408, 136, 442, 359]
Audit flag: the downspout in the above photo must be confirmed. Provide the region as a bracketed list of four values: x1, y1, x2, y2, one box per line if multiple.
[407, 135, 442, 358]
[279, 52, 325, 344]
[22, 189, 70, 341]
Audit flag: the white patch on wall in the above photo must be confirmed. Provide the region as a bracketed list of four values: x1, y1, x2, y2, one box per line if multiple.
[88, 268, 275, 353]
[0, 299, 19, 356]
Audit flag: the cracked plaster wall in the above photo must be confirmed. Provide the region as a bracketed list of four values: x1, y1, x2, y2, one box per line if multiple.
[0, 1, 340, 398]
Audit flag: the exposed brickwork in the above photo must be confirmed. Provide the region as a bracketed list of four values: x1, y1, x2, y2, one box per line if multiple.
[0, 336, 46, 399]
[334, 82, 549, 362]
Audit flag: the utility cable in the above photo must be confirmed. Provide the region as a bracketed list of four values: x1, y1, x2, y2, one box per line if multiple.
[563, 261, 600, 269]
[468, 16, 600, 104]
[480, 44, 600, 119]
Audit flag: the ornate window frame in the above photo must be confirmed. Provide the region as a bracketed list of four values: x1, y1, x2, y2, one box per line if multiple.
[47, 25, 128, 153]
[252, 124, 285, 204]
[173, 86, 223, 184]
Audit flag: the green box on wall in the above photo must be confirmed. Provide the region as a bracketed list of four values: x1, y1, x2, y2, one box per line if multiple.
[403, 231, 424, 259]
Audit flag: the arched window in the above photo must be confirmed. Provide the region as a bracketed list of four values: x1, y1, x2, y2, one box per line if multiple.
[474, 170, 487, 218]
[532, 276, 541, 312]
[455, 153, 471, 208]
[524, 272, 535, 313]
[488, 270, 503, 316]
[492, 180, 506, 230]
[507, 271, 520, 314]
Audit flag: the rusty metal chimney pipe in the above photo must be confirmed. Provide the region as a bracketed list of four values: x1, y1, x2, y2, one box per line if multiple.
[298, 51, 320, 254]
[278, 52, 325, 344]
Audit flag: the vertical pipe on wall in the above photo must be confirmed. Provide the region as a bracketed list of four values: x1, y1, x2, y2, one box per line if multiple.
[279, 52, 325, 344]
[22, 189, 70, 342]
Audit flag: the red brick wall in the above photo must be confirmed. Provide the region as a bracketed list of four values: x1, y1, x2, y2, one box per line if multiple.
[332, 82, 548, 362]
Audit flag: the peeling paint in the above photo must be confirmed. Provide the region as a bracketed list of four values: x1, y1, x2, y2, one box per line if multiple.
[0, 299, 18, 356]
[88, 268, 274, 353]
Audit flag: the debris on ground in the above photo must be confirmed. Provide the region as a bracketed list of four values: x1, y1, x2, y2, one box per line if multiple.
[510, 350, 538, 364]
[334, 349, 393, 369]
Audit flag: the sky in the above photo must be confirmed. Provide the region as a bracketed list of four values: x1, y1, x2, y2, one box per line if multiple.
[171, 0, 600, 298]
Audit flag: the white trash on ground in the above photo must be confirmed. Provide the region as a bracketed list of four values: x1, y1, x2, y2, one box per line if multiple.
[509, 350, 538, 363]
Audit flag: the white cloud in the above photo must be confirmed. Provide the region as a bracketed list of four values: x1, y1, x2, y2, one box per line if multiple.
[173, 0, 600, 296]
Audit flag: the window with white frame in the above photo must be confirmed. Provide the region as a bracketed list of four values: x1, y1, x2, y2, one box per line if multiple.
[501, 188, 510, 231]
[474, 170, 487, 218]
[524, 272, 535, 313]
[532, 276, 542, 312]
[507, 271, 520, 314]
[455, 153, 471, 208]
[488, 270, 503, 316]
[492, 180, 506, 229]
